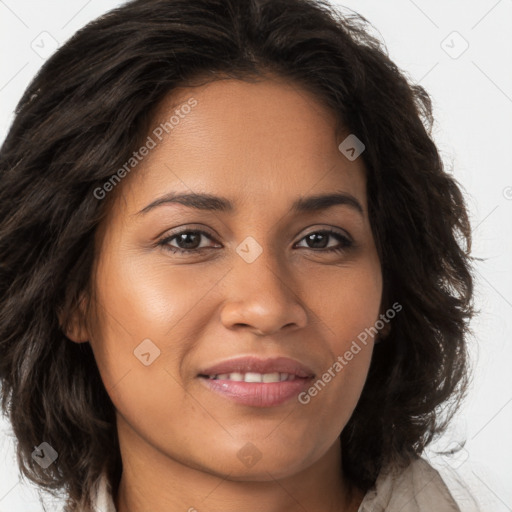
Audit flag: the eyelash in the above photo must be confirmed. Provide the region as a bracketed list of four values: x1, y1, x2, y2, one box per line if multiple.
[156, 228, 353, 255]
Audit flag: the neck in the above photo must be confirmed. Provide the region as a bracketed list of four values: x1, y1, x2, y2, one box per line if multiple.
[113, 417, 363, 512]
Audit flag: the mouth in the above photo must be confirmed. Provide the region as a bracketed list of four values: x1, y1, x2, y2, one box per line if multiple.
[198, 355, 315, 379]
[197, 356, 315, 407]
[199, 372, 303, 383]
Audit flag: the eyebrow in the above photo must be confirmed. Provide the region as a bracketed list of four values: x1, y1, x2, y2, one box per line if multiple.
[135, 191, 364, 216]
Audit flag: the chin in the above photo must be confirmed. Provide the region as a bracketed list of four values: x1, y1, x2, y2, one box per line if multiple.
[204, 448, 313, 482]
[218, 463, 304, 482]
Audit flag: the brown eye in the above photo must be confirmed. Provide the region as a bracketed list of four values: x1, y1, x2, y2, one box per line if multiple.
[295, 229, 353, 253]
[157, 229, 220, 254]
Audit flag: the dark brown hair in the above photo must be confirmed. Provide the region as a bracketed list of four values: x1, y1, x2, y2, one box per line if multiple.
[0, 0, 474, 510]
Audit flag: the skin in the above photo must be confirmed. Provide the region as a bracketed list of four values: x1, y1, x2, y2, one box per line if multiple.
[66, 75, 385, 512]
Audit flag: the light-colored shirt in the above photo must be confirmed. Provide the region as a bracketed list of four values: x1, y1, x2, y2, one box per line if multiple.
[89, 457, 461, 512]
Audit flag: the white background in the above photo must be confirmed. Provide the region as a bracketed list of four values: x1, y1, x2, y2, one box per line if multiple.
[0, 1, 511, 510]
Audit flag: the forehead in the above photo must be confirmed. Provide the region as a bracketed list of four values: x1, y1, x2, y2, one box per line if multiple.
[114, 76, 368, 218]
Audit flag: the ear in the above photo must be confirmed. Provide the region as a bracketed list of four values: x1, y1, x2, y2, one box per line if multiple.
[378, 320, 391, 340]
[58, 293, 90, 343]
[375, 308, 392, 343]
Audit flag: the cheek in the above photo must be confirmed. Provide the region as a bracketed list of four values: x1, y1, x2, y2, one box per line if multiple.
[86, 252, 215, 448]
[296, 259, 382, 419]
[87, 250, 235, 444]
[304, 257, 383, 346]
[89, 251, 228, 374]
[97, 251, 226, 328]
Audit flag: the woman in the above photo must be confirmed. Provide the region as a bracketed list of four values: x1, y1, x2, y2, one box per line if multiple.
[0, 0, 474, 510]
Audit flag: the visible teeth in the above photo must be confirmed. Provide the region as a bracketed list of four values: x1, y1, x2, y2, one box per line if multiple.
[262, 372, 281, 383]
[244, 372, 262, 383]
[208, 372, 297, 382]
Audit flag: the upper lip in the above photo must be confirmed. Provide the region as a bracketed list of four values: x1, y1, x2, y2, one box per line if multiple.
[198, 356, 315, 378]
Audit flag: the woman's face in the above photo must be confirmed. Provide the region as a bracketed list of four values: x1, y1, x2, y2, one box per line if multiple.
[80, 76, 383, 480]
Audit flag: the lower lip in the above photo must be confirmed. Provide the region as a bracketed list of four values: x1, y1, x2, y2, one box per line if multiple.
[198, 376, 312, 407]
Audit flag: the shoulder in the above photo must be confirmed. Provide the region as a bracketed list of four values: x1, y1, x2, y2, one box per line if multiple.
[358, 457, 461, 512]
[87, 472, 117, 512]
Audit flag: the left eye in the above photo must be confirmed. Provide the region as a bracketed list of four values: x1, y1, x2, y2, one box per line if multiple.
[295, 230, 353, 252]
[157, 229, 353, 255]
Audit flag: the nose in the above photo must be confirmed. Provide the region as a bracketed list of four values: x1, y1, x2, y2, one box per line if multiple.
[219, 249, 309, 336]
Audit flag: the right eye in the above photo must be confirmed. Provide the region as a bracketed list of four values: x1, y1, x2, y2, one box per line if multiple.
[157, 229, 221, 254]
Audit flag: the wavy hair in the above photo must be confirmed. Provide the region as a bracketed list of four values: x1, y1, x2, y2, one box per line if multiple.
[0, 0, 474, 509]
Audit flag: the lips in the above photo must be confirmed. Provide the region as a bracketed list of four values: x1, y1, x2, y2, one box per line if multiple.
[197, 356, 316, 407]
[198, 356, 315, 380]
[196, 356, 314, 407]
